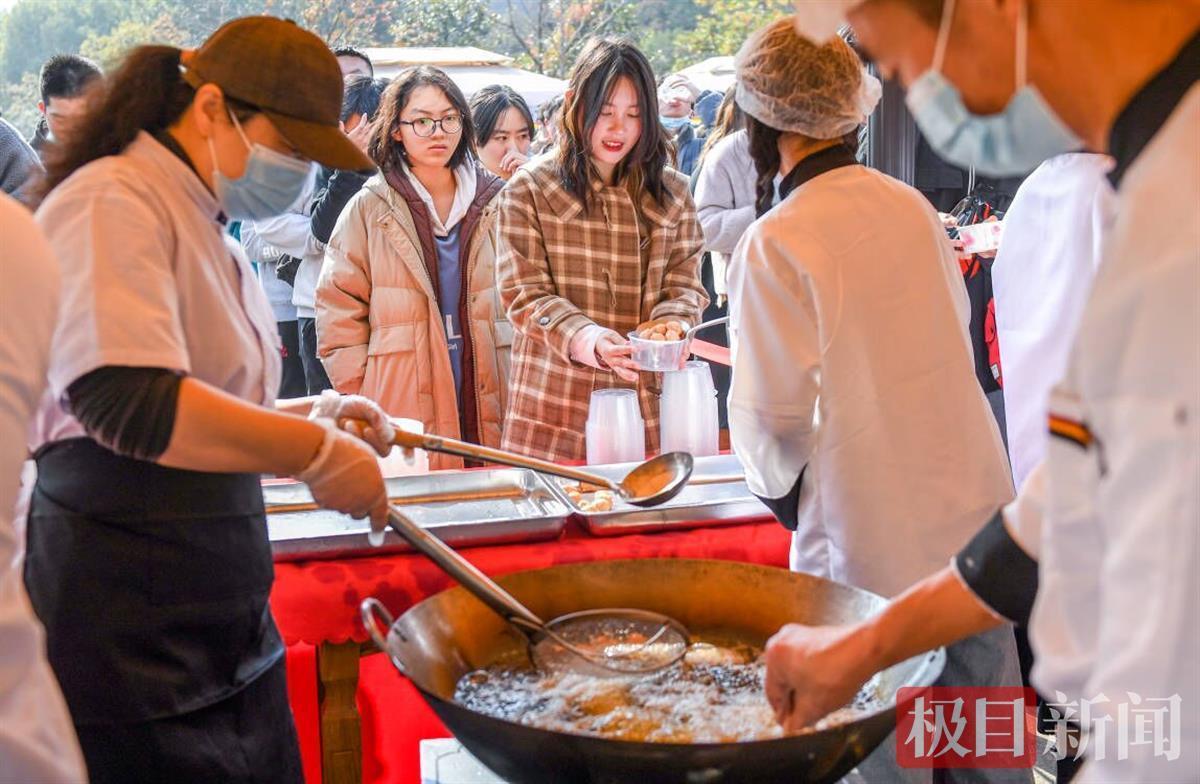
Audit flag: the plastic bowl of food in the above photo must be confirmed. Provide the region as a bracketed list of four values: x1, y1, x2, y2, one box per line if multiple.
[628, 320, 689, 371]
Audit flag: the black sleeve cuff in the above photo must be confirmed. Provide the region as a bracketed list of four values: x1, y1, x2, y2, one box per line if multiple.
[65, 366, 183, 461]
[954, 510, 1040, 626]
[752, 467, 806, 532]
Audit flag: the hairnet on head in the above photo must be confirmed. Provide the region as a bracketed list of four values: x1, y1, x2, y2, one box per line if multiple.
[734, 17, 881, 139]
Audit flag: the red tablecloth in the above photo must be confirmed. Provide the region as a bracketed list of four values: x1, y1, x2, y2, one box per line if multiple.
[273, 518, 791, 784]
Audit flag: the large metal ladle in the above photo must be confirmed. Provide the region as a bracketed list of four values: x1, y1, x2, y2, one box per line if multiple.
[385, 428, 694, 508]
[374, 505, 690, 675]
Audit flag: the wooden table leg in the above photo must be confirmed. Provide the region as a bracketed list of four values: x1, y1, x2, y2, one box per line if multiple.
[318, 640, 363, 784]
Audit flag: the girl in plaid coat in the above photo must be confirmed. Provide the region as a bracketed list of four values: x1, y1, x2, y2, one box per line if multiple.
[496, 39, 709, 462]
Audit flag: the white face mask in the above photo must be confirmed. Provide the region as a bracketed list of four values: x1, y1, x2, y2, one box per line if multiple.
[904, 0, 1081, 176]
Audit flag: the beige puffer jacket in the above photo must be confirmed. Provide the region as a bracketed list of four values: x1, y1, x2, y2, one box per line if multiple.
[316, 168, 512, 469]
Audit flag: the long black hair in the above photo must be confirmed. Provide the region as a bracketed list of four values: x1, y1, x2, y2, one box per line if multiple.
[34, 45, 256, 204]
[469, 84, 534, 147]
[368, 65, 475, 172]
[556, 38, 669, 207]
[745, 115, 782, 218]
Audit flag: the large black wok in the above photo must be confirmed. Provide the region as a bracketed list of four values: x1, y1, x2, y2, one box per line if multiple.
[363, 558, 943, 784]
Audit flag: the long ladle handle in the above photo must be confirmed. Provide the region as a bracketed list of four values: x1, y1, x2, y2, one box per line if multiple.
[389, 428, 623, 493]
[384, 505, 546, 633]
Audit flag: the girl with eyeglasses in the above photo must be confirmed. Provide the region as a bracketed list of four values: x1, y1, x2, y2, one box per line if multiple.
[495, 38, 708, 462]
[317, 66, 512, 465]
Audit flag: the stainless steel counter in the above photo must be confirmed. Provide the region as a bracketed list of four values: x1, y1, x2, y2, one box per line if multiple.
[266, 468, 569, 561]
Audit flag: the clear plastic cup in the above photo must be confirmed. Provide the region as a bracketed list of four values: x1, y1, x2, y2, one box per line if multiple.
[585, 388, 646, 465]
[660, 362, 719, 457]
[627, 331, 689, 372]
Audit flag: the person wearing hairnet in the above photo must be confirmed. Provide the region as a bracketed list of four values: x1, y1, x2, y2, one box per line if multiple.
[766, 1, 1199, 780]
[726, 20, 1022, 781]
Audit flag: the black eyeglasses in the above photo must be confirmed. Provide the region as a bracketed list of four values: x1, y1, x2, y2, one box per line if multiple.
[399, 115, 462, 137]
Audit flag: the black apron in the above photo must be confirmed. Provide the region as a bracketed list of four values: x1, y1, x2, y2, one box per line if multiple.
[24, 438, 300, 783]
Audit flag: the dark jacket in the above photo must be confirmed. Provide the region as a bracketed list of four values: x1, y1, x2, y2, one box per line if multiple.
[674, 123, 704, 177]
[310, 166, 372, 245]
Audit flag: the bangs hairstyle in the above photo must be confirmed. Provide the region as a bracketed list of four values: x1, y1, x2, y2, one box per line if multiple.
[469, 84, 535, 147]
[556, 38, 668, 207]
[368, 65, 475, 172]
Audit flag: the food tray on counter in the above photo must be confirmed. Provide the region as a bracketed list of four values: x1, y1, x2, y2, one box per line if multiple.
[265, 469, 569, 561]
[547, 454, 771, 536]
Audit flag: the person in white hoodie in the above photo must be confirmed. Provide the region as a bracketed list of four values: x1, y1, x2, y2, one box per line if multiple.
[240, 191, 314, 399]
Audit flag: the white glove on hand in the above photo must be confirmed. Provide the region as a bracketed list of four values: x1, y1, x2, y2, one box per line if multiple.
[296, 418, 388, 541]
[309, 390, 396, 457]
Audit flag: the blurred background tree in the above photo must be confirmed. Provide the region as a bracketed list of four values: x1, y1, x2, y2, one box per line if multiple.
[671, 0, 790, 70]
[0, 0, 771, 137]
[390, 0, 500, 49]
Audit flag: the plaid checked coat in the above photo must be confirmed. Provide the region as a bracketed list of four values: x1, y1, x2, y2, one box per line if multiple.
[496, 157, 708, 461]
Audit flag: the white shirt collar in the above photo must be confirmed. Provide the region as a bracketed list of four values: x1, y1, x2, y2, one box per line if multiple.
[129, 131, 223, 223]
[402, 160, 477, 237]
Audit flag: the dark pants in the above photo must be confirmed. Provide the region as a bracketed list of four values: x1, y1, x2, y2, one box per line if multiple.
[298, 316, 332, 395]
[277, 320, 307, 399]
[74, 658, 302, 784]
[698, 254, 731, 429]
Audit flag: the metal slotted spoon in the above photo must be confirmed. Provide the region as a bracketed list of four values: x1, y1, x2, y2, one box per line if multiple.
[380, 506, 689, 675]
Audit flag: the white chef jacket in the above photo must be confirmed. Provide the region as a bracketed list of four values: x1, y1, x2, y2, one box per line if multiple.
[728, 161, 1014, 598]
[0, 194, 87, 782]
[31, 132, 281, 449]
[1009, 84, 1200, 783]
[992, 153, 1117, 489]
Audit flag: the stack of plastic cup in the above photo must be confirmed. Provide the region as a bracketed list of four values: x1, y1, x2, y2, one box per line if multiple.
[660, 361, 719, 457]
[585, 388, 647, 465]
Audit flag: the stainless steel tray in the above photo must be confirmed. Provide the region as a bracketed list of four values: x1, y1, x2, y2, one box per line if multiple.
[266, 469, 569, 561]
[546, 454, 772, 536]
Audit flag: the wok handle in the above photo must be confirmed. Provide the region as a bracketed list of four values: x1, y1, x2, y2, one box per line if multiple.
[360, 597, 407, 675]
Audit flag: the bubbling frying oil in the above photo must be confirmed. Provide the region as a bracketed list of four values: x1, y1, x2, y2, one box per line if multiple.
[454, 635, 882, 743]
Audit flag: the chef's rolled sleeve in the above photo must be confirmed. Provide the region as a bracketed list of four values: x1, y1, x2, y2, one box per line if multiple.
[953, 510, 1040, 626]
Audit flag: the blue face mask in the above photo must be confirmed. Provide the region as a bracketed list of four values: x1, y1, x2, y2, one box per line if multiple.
[905, 0, 1080, 177]
[208, 110, 312, 221]
[660, 115, 692, 132]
